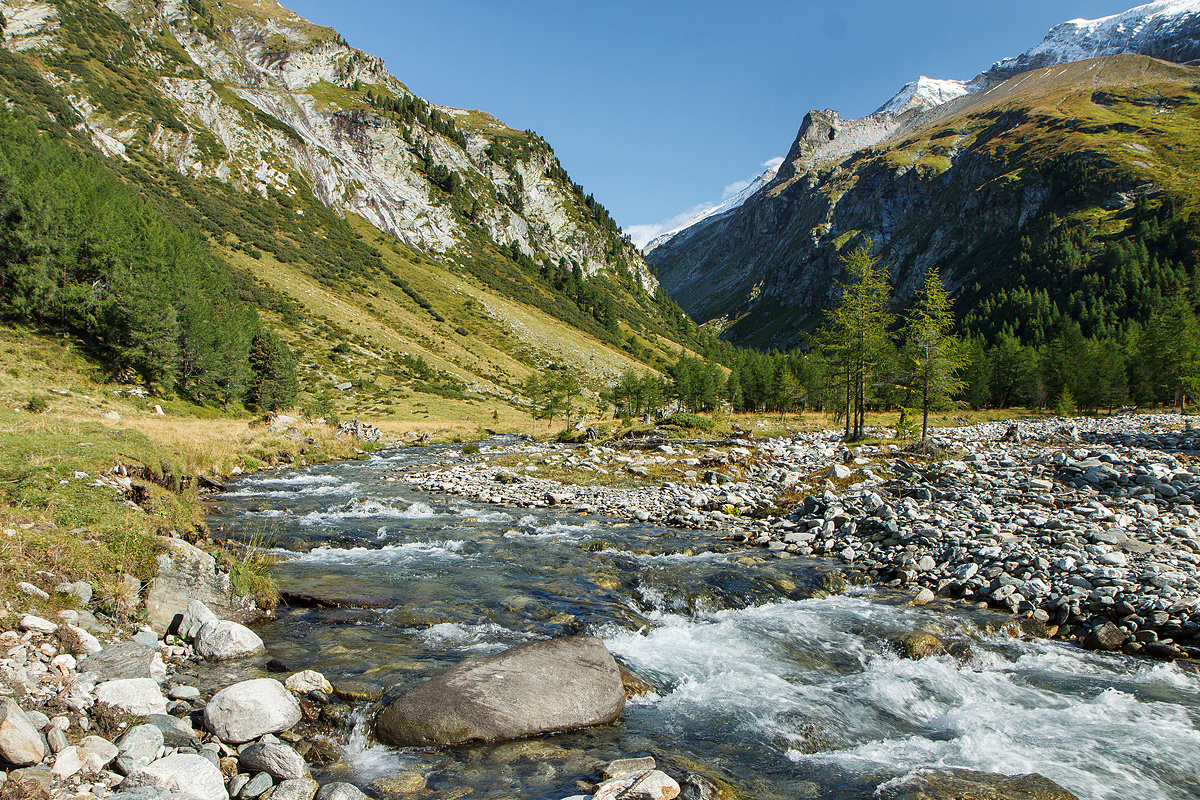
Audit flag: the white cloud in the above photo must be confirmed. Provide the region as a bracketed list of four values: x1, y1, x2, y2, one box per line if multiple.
[721, 179, 752, 200]
[762, 156, 784, 170]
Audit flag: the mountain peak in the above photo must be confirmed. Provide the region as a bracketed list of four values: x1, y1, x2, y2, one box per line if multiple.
[874, 76, 971, 116]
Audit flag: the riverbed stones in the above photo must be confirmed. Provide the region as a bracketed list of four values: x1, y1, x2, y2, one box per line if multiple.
[205, 678, 301, 744]
[1084, 622, 1127, 652]
[270, 777, 320, 800]
[315, 783, 371, 800]
[375, 636, 625, 746]
[193, 619, 265, 661]
[120, 753, 228, 800]
[116, 724, 165, 774]
[370, 771, 427, 795]
[0, 697, 47, 765]
[178, 599, 219, 641]
[891, 632, 945, 660]
[284, 670, 333, 696]
[875, 767, 1079, 799]
[238, 738, 308, 780]
[593, 769, 681, 800]
[81, 641, 167, 681]
[145, 537, 261, 635]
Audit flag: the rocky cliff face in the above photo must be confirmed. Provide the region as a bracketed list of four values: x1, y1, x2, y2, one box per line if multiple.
[647, 1, 1200, 347]
[649, 56, 1197, 349]
[0, 0, 655, 289]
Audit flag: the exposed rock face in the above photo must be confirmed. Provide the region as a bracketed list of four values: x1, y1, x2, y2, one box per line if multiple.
[375, 636, 626, 746]
[145, 539, 261, 635]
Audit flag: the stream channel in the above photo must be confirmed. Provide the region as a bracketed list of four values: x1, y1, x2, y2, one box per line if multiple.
[205, 441, 1200, 800]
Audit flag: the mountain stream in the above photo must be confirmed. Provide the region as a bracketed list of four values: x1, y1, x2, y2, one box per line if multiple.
[205, 443, 1200, 800]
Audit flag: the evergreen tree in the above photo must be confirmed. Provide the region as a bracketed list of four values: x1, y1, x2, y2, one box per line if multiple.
[246, 329, 298, 411]
[902, 267, 967, 441]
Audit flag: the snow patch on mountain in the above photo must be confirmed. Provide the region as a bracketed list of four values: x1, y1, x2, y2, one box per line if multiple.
[875, 76, 970, 116]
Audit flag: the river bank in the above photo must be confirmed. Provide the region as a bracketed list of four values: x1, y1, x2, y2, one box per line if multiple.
[398, 413, 1200, 660]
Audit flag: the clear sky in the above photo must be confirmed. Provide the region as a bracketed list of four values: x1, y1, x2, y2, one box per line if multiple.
[283, 0, 1140, 245]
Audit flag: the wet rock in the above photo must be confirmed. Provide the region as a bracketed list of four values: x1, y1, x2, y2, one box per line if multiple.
[891, 631, 945, 660]
[270, 777, 320, 800]
[875, 767, 1079, 799]
[121, 753, 229, 800]
[193, 619, 265, 661]
[375, 636, 625, 746]
[601, 756, 657, 778]
[95, 678, 168, 717]
[205, 678, 301, 744]
[370, 771, 427, 796]
[315, 783, 371, 800]
[1083, 622, 1127, 652]
[238, 739, 308, 780]
[594, 769, 680, 800]
[284, 670, 333, 696]
[0, 697, 47, 766]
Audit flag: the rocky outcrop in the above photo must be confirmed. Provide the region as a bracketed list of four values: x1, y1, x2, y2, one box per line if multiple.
[145, 539, 262, 635]
[375, 636, 626, 746]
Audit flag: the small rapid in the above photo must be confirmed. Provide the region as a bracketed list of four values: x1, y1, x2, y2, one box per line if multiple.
[206, 443, 1200, 799]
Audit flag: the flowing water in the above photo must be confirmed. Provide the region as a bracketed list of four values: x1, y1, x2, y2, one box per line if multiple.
[206, 443, 1200, 799]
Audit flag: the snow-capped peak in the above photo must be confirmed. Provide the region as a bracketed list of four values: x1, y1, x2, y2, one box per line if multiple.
[874, 76, 971, 116]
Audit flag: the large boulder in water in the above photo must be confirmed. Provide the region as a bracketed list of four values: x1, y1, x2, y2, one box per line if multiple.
[876, 768, 1079, 799]
[375, 636, 625, 746]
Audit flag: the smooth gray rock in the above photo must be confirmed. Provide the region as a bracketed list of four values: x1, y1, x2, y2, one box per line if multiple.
[120, 753, 228, 800]
[205, 679, 301, 744]
[375, 636, 625, 746]
[194, 620, 265, 662]
[239, 740, 308, 781]
[315, 783, 370, 800]
[267, 777, 319, 800]
[178, 600, 218, 642]
[79, 641, 166, 682]
[240, 771, 274, 798]
[116, 724, 165, 775]
[0, 698, 48, 766]
[148, 714, 201, 749]
[95, 678, 168, 717]
[47, 726, 69, 754]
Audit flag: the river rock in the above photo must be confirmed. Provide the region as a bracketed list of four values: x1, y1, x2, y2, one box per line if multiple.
[1084, 622, 1127, 652]
[594, 770, 681, 800]
[284, 670, 333, 696]
[875, 767, 1079, 799]
[370, 771, 427, 795]
[80, 641, 166, 681]
[269, 777, 320, 800]
[315, 783, 371, 800]
[375, 636, 626, 746]
[238, 739, 308, 780]
[205, 678, 301, 744]
[144, 538, 261, 635]
[18, 613, 56, 634]
[178, 600, 218, 641]
[116, 724, 165, 775]
[96, 678, 168, 717]
[193, 620, 265, 661]
[241, 771, 274, 798]
[79, 734, 119, 771]
[148, 714, 201, 749]
[891, 632, 945, 660]
[120, 753, 229, 800]
[52, 745, 85, 778]
[0, 697, 47, 766]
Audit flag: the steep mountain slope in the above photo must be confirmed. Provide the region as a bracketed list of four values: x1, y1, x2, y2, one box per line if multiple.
[649, 55, 1200, 348]
[647, 1, 1200, 348]
[0, 0, 707, 417]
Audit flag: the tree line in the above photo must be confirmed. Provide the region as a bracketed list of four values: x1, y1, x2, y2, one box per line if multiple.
[0, 108, 296, 410]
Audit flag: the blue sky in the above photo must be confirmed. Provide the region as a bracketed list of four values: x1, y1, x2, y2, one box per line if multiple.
[284, 0, 1140, 245]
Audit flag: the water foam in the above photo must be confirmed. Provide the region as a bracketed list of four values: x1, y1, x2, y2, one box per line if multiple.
[286, 539, 466, 565]
[298, 499, 437, 526]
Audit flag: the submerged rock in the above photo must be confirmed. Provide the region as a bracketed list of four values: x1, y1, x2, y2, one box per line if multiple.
[876, 767, 1079, 799]
[891, 632, 945, 660]
[375, 636, 625, 746]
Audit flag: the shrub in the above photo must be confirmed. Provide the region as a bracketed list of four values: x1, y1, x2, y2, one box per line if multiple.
[463, 443, 480, 455]
[24, 394, 49, 413]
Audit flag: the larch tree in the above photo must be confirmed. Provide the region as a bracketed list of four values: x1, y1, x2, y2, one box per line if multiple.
[902, 266, 968, 442]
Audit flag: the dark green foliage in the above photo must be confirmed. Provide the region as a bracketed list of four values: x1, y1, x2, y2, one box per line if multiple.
[246, 330, 298, 411]
[366, 92, 467, 148]
[0, 108, 259, 401]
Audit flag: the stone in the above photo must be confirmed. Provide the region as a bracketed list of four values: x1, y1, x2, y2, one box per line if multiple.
[0, 697, 48, 766]
[826, 464, 852, 480]
[376, 636, 626, 746]
[148, 714, 201, 749]
[370, 771, 427, 795]
[116, 724, 165, 775]
[1084, 622, 1127, 652]
[96, 679, 168, 717]
[121, 753, 229, 800]
[284, 670, 333, 696]
[594, 770, 681, 800]
[891, 631, 945, 660]
[269, 777, 320, 800]
[177, 600, 218, 642]
[52, 745, 85, 778]
[102, 411, 122, 421]
[241, 771, 274, 798]
[238, 739, 308, 780]
[911, 587, 936, 605]
[18, 613, 57, 634]
[875, 767, 1079, 799]
[47, 726, 69, 754]
[66, 624, 103, 655]
[194, 620, 266, 661]
[144, 538, 262, 636]
[56, 580, 94, 605]
[205, 678, 302, 744]
[80, 641, 166, 682]
[315, 783, 371, 800]
[79, 734, 119, 771]
[601, 757, 657, 778]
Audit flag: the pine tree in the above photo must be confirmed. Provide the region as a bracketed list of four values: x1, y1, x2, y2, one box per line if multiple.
[246, 329, 298, 411]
